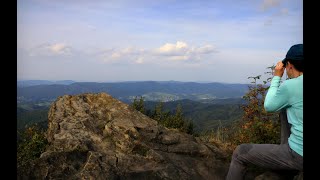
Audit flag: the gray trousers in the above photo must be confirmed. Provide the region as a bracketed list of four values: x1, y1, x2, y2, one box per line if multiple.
[226, 111, 303, 180]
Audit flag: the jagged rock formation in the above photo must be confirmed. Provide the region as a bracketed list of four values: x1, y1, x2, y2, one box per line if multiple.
[22, 93, 230, 180]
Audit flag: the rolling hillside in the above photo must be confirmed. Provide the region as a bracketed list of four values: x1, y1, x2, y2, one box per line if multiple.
[144, 99, 245, 132]
[17, 81, 249, 103]
[17, 81, 249, 132]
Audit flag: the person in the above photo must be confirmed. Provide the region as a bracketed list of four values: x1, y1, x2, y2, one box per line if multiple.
[226, 44, 303, 180]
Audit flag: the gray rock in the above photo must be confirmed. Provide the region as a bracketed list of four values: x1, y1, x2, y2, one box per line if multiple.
[22, 93, 230, 180]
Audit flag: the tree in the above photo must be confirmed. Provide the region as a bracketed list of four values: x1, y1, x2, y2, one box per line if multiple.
[230, 65, 281, 144]
[151, 101, 167, 122]
[161, 103, 182, 128]
[131, 99, 194, 135]
[17, 125, 48, 176]
[130, 96, 146, 114]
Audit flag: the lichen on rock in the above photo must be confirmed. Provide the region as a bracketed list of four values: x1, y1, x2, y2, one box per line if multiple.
[21, 92, 230, 180]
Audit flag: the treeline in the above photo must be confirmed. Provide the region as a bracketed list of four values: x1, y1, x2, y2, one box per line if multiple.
[17, 107, 49, 130]
[130, 96, 194, 134]
[138, 99, 244, 132]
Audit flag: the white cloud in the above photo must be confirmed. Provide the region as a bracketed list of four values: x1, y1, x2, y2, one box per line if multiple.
[195, 44, 217, 54]
[121, 47, 145, 55]
[154, 41, 217, 61]
[260, 0, 282, 11]
[110, 52, 122, 59]
[135, 57, 144, 64]
[280, 8, 289, 15]
[157, 41, 188, 55]
[98, 47, 146, 63]
[50, 43, 69, 54]
[96, 42, 217, 64]
[263, 6, 290, 26]
[29, 43, 73, 57]
[168, 55, 189, 61]
[264, 19, 273, 26]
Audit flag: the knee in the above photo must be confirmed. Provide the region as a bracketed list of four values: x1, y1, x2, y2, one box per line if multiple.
[233, 144, 252, 158]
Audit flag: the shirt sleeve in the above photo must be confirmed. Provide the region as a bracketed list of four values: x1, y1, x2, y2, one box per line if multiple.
[264, 76, 290, 112]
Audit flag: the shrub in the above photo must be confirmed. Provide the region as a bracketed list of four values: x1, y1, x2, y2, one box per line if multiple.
[229, 66, 281, 145]
[17, 125, 48, 176]
[131, 97, 194, 135]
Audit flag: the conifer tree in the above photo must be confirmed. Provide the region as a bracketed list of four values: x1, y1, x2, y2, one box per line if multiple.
[131, 96, 145, 114]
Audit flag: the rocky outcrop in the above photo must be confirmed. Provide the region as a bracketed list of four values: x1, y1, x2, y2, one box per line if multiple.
[22, 93, 230, 180]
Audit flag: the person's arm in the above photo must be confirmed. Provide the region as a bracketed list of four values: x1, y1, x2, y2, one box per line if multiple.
[264, 76, 290, 112]
[264, 61, 290, 112]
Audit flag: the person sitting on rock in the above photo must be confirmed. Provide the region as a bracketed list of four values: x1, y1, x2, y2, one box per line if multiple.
[226, 44, 303, 180]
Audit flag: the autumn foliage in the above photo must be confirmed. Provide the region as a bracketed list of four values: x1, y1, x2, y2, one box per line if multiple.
[229, 65, 281, 145]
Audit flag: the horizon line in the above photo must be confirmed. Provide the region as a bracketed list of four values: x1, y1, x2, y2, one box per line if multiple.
[17, 79, 251, 85]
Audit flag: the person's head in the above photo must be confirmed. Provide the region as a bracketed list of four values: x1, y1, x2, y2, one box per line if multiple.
[282, 44, 303, 78]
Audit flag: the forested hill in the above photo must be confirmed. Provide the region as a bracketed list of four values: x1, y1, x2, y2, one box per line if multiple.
[144, 99, 245, 132]
[17, 81, 249, 102]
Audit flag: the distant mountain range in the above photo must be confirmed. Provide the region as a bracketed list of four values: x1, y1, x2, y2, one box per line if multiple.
[17, 81, 250, 103]
[17, 80, 76, 87]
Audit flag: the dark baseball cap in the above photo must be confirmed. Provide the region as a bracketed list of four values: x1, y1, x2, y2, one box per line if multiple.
[282, 44, 303, 64]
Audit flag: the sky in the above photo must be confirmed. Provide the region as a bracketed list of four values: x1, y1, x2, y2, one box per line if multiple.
[17, 0, 303, 84]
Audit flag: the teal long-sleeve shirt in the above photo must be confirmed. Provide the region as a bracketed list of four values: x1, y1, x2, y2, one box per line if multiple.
[264, 75, 303, 156]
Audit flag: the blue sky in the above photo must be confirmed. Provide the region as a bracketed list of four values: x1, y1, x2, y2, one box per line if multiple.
[17, 0, 303, 83]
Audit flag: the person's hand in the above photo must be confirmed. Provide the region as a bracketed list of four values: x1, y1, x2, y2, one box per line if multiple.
[274, 61, 285, 77]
